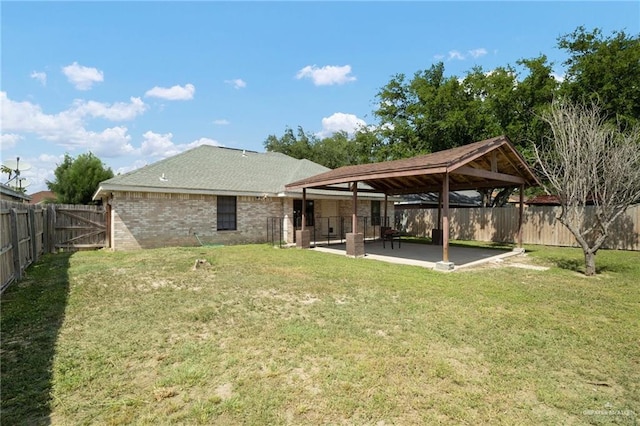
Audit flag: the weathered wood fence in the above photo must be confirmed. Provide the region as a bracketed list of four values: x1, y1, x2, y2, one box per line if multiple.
[396, 204, 640, 251]
[0, 201, 106, 292]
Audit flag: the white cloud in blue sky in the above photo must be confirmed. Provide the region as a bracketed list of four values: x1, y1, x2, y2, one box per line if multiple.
[317, 113, 366, 138]
[30, 71, 47, 86]
[225, 79, 246, 89]
[296, 65, 356, 86]
[1, 1, 636, 192]
[140, 131, 221, 158]
[445, 48, 488, 61]
[71, 97, 147, 121]
[469, 48, 488, 59]
[145, 84, 195, 101]
[62, 62, 104, 90]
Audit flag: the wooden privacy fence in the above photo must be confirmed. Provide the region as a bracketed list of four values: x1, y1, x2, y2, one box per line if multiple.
[397, 204, 640, 251]
[0, 201, 106, 292]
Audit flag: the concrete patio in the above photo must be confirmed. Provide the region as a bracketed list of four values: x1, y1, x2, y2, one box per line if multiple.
[312, 240, 524, 271]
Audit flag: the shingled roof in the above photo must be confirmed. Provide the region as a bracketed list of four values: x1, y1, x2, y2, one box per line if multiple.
[94, 145, 388, 200]
[94, 145, 333, 198]
[286, 135, 540, 195]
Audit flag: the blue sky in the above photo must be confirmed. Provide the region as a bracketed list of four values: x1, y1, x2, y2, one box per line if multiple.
[1, 1, 638, 194]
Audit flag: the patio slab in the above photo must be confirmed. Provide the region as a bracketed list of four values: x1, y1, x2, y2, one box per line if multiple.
[312, 240, 523, 271]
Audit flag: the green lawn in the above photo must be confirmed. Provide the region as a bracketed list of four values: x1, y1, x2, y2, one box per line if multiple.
[2, 243, 639, 425]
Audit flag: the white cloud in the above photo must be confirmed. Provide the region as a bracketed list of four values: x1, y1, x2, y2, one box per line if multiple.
[145, 83, 195, 101]
[213, 119, 230, 125]
[225, 79, 246, 89]
[468, 48, 488, 58]
[140, 131, 177, 157]
[448, 50, 465, 61]
[296, 65, 356, 86]
[0, 91, 135, 156]
[442, 48, 488, 61]
[316, 112, 366, 138]
[30, 71, 47, 86]
[62, 62, 104, 90]
[0, 133, 23, 150]
[552, 72, 565, 83]
[140, 131, 222, 159]
[71, 97, 147, 121]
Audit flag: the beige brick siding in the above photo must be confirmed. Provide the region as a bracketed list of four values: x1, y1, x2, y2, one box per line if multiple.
[109, 191, 392, 250]
[110, 192, 284, 250]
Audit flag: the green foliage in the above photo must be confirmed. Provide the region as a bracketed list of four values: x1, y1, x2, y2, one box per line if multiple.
[374, 58, 558, 161]
[558, 26, 640, 127]
[264, 126, 368, 169]
[46, 152, 114, 204]
[265, 26, 637, 176]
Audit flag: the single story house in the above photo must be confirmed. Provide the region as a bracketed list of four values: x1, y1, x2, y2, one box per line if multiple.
[93, 146, 393, 250]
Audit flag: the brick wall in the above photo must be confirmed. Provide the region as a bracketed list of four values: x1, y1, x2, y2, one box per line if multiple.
[110, 192, 284, 250]
[109, 191, 393, 250]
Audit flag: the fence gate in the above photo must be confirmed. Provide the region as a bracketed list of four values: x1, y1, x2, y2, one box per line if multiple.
[52, 204, 107, 250]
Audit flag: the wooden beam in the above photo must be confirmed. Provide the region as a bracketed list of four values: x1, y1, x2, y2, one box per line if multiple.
[352, 181, 358, 233]
[384, 194, 388, 228]
[518, 184, 524, 247]
[437, 191, 443, 230]
[286, 167, 448, 191]
[301, 188, 306, 232]
[442, 174, 450, 263]
[452, 166, 526, 185]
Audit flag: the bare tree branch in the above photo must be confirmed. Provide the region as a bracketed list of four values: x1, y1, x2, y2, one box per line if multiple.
[534, 101, 640, 275]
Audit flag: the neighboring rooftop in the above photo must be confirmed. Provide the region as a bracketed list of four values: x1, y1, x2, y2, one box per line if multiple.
[29, 190, 56, 204]
[0, 183, 31, 202]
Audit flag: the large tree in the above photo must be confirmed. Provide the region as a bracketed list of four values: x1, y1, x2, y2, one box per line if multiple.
[534, 101, 640, 276]
[47, 152, 114, 205]
[558, 26, 640, 127]
[264, 126, 368, 169]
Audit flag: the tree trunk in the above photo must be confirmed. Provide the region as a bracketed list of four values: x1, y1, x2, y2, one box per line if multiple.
[584, 251, 596, 276]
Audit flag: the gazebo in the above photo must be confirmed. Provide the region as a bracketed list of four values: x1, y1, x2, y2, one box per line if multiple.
[285, 135, 540, 270]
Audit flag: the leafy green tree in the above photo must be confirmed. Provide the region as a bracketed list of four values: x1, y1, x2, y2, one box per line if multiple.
[558, 26, 640, 126]
[265, 126, 371, 169]
[47, 152, 114, 204]
[264, 127, 315, 161]
[374, 63, 483, 159]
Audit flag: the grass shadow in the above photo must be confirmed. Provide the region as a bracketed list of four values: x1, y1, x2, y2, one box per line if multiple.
[1, 252, 72, 424]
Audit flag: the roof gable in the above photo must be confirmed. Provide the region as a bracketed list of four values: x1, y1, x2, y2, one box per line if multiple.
[286, 135, 540, 195]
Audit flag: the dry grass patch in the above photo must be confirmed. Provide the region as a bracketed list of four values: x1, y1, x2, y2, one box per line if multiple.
[2, 244, 639, 425]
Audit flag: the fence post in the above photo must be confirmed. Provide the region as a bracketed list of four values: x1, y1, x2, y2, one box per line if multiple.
[10, 208, 21, 281]
[29, 207, 37, 263]
[48, 205, 56, 253]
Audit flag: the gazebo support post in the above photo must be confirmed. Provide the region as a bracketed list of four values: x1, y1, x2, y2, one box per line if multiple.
[346, 181, 364, 257]
[517, 184, 524, 248]
[384, 194, 388, 228]
[436, 173, 454, 271]
[433, 190, 443, 245]
[296, 188, 310, 248]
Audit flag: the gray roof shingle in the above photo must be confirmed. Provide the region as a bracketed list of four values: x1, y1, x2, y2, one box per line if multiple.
[96, 145, 331, 196]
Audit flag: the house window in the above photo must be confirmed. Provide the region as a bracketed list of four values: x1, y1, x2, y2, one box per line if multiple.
[371, 200, 381, 226]
[217, 196, 237, 231]
[293, 199, 314, 227]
